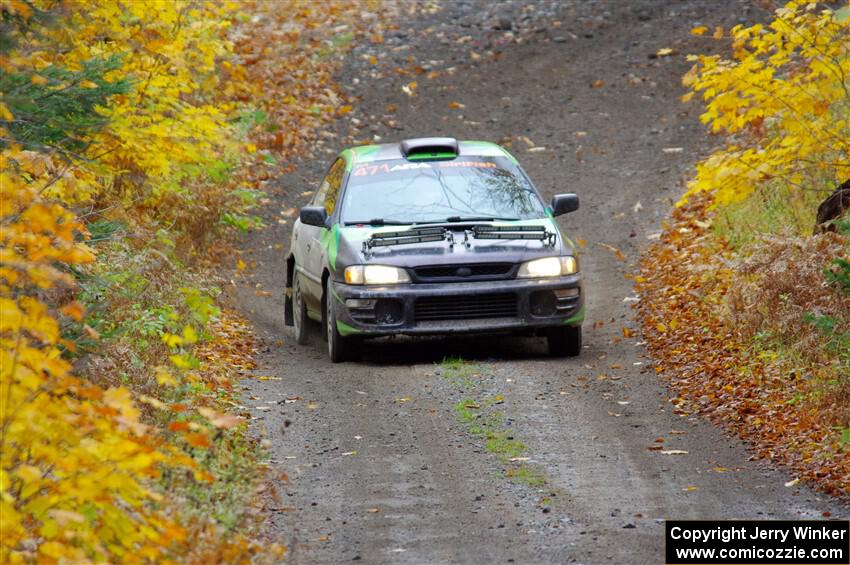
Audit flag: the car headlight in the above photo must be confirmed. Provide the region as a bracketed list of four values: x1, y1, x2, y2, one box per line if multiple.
[344, 265, 411, 285]
[517, 256, 578, 278]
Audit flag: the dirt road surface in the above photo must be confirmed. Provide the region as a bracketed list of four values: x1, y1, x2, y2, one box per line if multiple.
[231, 1, 847, 563]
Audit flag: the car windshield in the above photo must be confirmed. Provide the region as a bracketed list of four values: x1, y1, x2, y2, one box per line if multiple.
[340, 156, 546, 224]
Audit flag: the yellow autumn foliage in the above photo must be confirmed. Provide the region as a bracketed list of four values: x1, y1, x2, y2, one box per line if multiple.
[681, 1, 850, 205]
[43, 1, 238, 206]
[1, 0, 373, 559]
[0, 174, 188, 563]
[0, 1, 242, 561]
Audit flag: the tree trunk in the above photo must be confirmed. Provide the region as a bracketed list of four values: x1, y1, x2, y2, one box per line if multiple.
[814, 179, 850, 234]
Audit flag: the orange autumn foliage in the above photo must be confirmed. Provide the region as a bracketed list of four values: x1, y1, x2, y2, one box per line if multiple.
[637, 197, 849, 498]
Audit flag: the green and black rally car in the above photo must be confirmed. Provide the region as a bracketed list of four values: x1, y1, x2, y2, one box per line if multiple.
[284, 137, 584, 362]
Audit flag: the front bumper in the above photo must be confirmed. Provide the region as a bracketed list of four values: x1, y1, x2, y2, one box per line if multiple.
[329, 275, 584, 337]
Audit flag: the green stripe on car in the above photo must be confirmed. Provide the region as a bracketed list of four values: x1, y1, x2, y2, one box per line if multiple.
[563, 304, 585, 325]
[336, 321, 361, 336]
[319, 223, 341, 270]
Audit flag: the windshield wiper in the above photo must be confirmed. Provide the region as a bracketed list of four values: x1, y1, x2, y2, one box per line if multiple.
[444, 215, 520, 223]
[343, 218, 414, 226]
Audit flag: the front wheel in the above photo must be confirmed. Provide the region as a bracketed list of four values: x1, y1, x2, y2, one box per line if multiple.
[547, 325, 582, 357]
[325, 288, 357, 363]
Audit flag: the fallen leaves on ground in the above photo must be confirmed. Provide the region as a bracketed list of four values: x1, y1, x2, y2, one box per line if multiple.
[636, 196, 849, 498]
[195, 310, 258, 383]
[230, 1, 383, 169]
[598, 243, 626, 261]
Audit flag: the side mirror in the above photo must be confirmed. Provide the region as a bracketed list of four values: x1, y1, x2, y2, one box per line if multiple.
[550, 193, 579, 217]
[300, 206, 329, 228]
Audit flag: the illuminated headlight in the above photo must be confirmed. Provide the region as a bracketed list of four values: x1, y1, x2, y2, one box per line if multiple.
[517, 256, 578, 278]
[344, 265, 411, 285]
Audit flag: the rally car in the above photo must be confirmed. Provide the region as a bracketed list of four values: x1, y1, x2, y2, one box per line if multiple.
[284, 137, 584, 362]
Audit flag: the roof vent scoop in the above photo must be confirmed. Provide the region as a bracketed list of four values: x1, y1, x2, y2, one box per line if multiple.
[400, 137, 459, 160]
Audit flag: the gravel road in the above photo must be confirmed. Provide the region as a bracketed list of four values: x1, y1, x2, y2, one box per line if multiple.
[231, 1, 847, 563]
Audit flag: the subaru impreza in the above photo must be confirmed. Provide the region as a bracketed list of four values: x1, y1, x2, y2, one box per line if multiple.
[284, 137, 584, 362]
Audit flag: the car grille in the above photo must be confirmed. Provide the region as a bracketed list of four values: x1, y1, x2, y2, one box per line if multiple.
[412, 263, 514, 282]
[414, 293, 518, 321]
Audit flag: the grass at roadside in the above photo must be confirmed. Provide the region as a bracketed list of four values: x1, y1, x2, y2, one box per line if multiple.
[712, 182, 827, 250]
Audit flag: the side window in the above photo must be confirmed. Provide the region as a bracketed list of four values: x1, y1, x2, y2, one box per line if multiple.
[313, 158, 346, 215]
[322, 158, 346, 215]
[310, 171, 330, 206]
[312, 178, 329, 208]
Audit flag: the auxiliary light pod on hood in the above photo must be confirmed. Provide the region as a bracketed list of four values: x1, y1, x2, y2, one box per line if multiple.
[362, 227, 454, 257]
[472, 225, 556, 246]
[361, 223, 556, 258]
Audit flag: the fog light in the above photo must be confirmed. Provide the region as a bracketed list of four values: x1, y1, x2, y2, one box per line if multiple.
[345, 298, 376, 309]
[530, 291, 557, 317]
[374, 299, 404, 324]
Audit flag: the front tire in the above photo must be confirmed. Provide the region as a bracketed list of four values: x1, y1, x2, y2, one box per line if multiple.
[548, 325, 582, 357]
[325, 288, 356, 363]
[293, 272, 309, 345]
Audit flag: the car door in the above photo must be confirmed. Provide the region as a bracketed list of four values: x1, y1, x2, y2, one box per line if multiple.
[300, 157, 345, 312]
